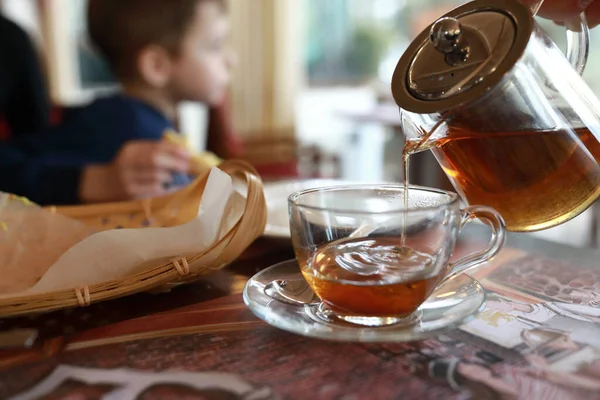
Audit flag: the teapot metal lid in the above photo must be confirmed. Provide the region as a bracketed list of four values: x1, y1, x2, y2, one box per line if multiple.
[392, 0, 533, 114]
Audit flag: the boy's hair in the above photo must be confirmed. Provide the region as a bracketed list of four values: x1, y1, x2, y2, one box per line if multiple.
[87, 0, 226, 80]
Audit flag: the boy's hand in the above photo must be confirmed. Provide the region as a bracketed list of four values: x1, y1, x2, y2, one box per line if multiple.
[79, 141, 190, 203]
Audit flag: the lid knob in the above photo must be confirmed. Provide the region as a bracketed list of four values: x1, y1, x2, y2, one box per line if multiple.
[430, 17, 470, 66]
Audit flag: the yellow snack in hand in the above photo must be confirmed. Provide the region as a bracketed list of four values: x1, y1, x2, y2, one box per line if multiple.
[163, 129, 222, 176]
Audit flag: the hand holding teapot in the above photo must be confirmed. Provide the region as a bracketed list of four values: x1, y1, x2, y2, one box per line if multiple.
[523, 0, 600, 26]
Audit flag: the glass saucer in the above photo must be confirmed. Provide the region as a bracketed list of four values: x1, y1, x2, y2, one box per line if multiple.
[243, 259, 486, 342]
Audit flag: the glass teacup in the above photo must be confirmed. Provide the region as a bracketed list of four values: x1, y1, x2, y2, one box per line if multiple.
[288, 184, 506, 327]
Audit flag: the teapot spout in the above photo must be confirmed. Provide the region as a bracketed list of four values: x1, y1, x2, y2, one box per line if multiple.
[401, 109, 448, 153]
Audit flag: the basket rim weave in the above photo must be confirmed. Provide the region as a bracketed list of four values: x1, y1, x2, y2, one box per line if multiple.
[0, 160, 267, 318]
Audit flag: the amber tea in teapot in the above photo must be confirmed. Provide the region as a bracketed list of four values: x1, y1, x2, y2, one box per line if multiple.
[393, 0, 600, 232]
[403, 126, 600, 232]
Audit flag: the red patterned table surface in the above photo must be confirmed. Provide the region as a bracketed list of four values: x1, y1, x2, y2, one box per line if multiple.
[1, 234, 600, 399]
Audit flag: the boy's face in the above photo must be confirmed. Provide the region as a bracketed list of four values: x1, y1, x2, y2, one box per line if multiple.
[168, 1, 235, 106]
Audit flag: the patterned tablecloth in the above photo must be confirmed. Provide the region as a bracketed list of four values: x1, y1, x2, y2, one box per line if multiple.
[0, 233, 599, 400]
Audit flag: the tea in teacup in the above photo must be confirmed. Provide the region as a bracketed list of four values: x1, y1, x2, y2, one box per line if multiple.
[301, 236, 440, 317]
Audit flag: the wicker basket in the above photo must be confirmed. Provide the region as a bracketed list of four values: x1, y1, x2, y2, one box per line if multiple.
[0, 160, 266, 318]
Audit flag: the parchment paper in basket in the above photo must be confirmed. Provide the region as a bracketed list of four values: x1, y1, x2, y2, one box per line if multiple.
[0, 194, 95, 294]
[0, 167, 246, 297]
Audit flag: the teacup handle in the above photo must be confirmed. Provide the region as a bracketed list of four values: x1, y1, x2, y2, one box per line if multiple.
[441, 205, 506, 285]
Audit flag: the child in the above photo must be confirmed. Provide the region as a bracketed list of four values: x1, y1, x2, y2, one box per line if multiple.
[0, 0, 235, 205]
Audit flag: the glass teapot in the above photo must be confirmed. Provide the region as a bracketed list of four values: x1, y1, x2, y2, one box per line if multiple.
[392, 0, 600, 232]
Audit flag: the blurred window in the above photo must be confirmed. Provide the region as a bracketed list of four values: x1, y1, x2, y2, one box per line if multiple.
[304, 0, 600, 93]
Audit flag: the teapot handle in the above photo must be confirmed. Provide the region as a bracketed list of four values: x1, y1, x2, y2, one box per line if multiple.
[528, 1, 590, 75]
[564, 13, 590, 76]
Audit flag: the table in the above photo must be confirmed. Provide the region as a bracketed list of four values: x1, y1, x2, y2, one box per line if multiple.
[1, 228, 600, 399]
